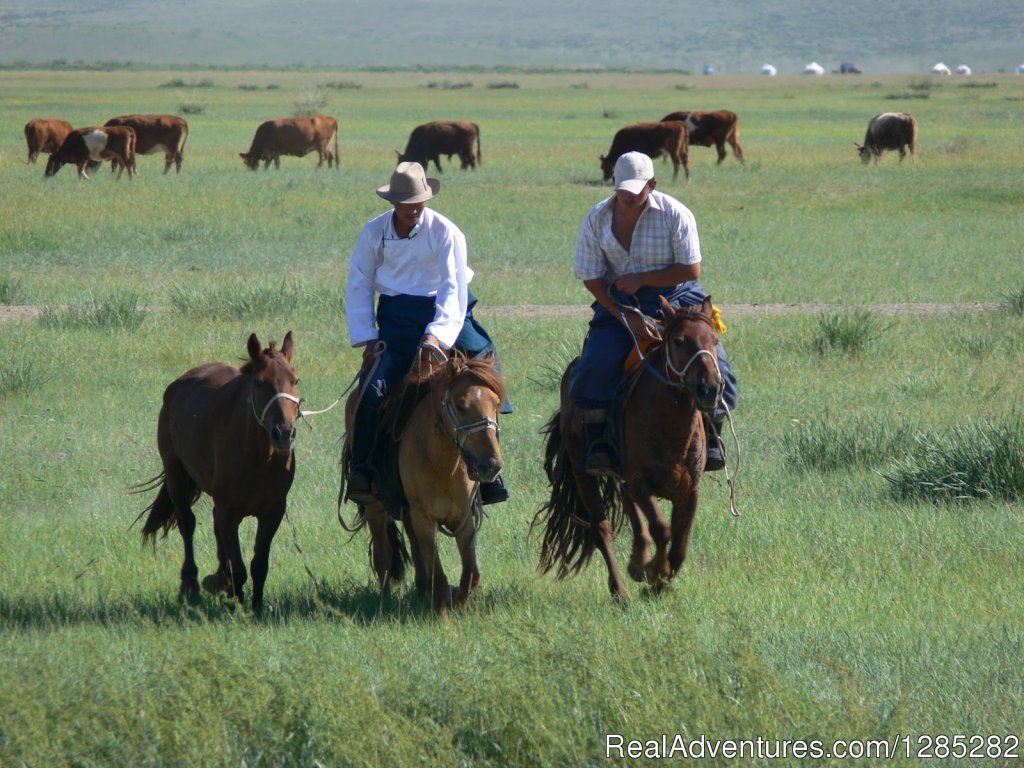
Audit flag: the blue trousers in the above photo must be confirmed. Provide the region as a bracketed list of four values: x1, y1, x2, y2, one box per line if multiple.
[569, 282, 738, 421]
[358, 291, 505, 411]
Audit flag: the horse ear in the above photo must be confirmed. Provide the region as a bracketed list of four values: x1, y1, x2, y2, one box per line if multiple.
[701, 296, 714, 317]
[280, 331, 294, 361]
[658, 294, 675, 318]
[247, 333, 261, 361]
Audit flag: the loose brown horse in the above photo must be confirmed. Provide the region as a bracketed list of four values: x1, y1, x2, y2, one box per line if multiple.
[340, 353, 506, 612]
[135, 332, 300, 615]
[532, 297, 723, 600]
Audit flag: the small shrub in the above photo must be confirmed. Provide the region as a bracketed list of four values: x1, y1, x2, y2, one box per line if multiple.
[602, 108, 618, 119]
[40, 293, 146, 331]
[486, 81, 519, 89]
[1000, 284, 1024, 316]
[811, 310, 885, 357]
[424, 80, 472, 90]
[883, 418, 1024, 502]
[238, 84, 260, 91]
[324, 80, 362, 90]
[179, 103, 205, 115]
[293, 89, 328, 116]
[0, 359, 46, 398]
[783, 416, 914, 472]
[169, 282, 342, 319]
[0, 276, 23, 305]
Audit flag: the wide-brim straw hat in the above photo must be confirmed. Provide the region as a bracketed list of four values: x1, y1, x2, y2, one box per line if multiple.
[376, 162, 440, 203]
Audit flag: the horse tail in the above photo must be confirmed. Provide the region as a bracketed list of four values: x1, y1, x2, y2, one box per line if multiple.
[130, 473, 181, 546]
[530, 410, 602, 579]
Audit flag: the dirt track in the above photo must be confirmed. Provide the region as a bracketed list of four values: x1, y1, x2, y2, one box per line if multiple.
[0, 301, 1001, 323]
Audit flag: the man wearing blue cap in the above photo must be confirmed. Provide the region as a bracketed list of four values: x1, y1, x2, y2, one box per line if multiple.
[571, 151, 739, 475]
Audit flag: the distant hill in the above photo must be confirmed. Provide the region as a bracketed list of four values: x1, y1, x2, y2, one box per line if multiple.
[1, 0, 1021, 74]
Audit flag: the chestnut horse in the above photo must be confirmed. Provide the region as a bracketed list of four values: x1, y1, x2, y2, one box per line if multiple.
[532, 297, 723, 600]
[340, 353, 506, 612]
[135, 332, 300, 615]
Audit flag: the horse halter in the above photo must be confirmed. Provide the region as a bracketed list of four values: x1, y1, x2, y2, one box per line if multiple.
[250, 382, 302, 432]
[440, 390, 500, 450]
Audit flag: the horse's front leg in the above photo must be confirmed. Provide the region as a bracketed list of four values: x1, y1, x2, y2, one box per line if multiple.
[667, 487, 701, 579]
[249, 505, 284, 616]
[631, 490, 672, 586]
[621, 486, 655, 583]
[407, 512, 451, 612]
[203, 506, 247, 605]
[453, 505, 481, 608]
[365, 501, 397, 597]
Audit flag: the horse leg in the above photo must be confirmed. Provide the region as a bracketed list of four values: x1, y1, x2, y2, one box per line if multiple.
[632, 491, 673, 586]
[249, 507, 284, 616]
[402, 516, 430, 596]
[667, 487, 701, 579]
[574, 469, 630, 600]
[204, 507, 247, 605]
[622, 490, 655, 583]
[365, 502, 396, 596]
[163, 465, 200, 601]
[407, 514, 452, 612]
[453, 511, 481, 608]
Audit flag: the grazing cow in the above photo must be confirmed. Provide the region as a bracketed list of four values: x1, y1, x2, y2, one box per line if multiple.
[240, 115, 339, 170]
[661, 110, 745, 165]
[104, 114, 189, 174]
[855, 112, 918, 165]
[397, 120, 482, 172]
[44, 126, 137, 179]
[24, 118, 74, 164]
[599, 122, 689, 182]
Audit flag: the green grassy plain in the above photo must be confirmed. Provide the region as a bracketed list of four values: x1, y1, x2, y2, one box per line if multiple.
[1, 71, 1023, 766]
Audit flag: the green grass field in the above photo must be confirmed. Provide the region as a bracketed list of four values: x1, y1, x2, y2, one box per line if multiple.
[1, 70, 1023, 767]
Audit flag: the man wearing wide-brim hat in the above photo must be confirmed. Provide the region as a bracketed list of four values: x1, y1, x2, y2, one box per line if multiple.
[344, 162, 510, 505]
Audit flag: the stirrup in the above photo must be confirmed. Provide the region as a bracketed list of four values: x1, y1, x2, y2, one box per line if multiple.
[479, 479, 508, 505]
[584, 445, 617, 478]
[346, 467, 376, 504]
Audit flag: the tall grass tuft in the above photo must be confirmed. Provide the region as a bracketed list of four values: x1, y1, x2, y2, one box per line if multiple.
[39, 293, 146, 331]
[1001, 283, 1024, 316]
[783, 415, 914, 471]
[0, 276, 22, 304]
[169, 281, 342, 319]
[883, 417, 1024, 502]
[0, 359, 46, 398]
[811, 310, 885, 357]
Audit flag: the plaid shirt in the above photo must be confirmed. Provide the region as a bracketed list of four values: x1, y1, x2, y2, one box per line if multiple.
[574, 189, 702, 281]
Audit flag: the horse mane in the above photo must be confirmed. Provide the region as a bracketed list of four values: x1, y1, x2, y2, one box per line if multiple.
[381, 353, 506, 442]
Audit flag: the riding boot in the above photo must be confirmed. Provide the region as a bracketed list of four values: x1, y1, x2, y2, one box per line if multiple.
[479, 475, 509, 505]
[346, 404, 379, 504]
[581, 408, 616, 477]
[704, 413, 726, 471]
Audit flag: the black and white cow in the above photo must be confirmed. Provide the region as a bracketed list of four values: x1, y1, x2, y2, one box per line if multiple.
[45, 126, 138, 179]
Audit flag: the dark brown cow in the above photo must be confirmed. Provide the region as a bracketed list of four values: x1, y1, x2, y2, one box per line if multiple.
[660, 110, 745, 165]
[240, 115, 339, 170]
[24, 118, 74, 164]
[600, 122, 690, 182]
[44, 126, 137, 180]
[104, 114, 189, 174]
[397, 120, 482, 172]
[855, 112, 918, 164]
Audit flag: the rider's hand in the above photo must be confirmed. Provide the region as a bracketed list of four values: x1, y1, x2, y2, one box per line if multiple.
[409, 334, 448, 379]
[623, 309, 661, 342]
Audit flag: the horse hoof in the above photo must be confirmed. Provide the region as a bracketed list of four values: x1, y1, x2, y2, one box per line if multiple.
[202, 573, 227, 595]
[178, 580, 201, 604]
[627, 561, 649, 583]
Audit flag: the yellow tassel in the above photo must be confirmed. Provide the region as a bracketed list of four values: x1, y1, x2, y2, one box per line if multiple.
[712, 305, 727, 333]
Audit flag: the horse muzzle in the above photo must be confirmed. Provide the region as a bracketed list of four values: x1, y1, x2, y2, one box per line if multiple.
[270, 422, 297, 454]
[692, 376, 724, 412]
[465, 454, 503, 483]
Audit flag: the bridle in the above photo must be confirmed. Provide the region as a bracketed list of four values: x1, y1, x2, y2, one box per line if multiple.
[441, 389, 500, 451]
[250, 380, 302, 434]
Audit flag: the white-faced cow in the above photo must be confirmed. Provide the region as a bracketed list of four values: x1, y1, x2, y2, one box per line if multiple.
[44, 126, 137, 180]
[104, 114, 189, 174]
[855, 112, 918, 165]
[240, 115, 339, 170]
[24, 118, 74, 164]
[600, 122, 690, 182]
[661, 110, 745, 165]
[397, 120, 482, 172]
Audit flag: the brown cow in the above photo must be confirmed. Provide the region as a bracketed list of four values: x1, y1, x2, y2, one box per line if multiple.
[240, 115, 339, 170]
[24, 118, 74, 164]
[104, 114, 189, 174]
[661, 110, 745, 165]
[855, 112, 918, 164]
[44, 126, 137, 179]
[600, 122, 690, 182]
[397, 120, 481, 172]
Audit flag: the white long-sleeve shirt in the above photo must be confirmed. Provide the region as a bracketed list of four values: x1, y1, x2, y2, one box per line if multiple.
[346, 207, 473, 349]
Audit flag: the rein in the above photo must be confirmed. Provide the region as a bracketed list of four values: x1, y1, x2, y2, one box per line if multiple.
[441, 390, 500, 449]
[250, 382, 302, 433]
